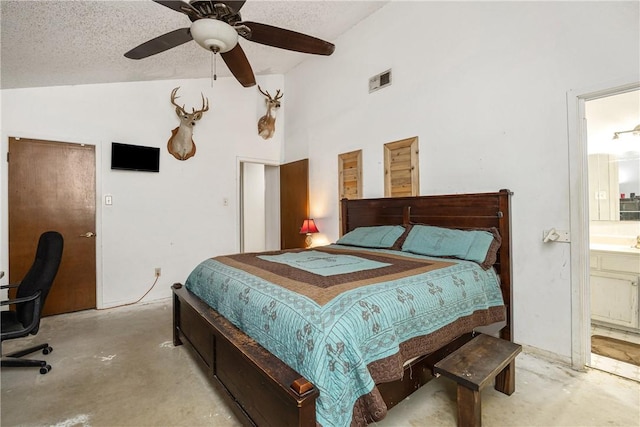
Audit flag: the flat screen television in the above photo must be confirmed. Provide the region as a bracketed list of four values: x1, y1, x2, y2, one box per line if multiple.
[111, 142, 160, 172]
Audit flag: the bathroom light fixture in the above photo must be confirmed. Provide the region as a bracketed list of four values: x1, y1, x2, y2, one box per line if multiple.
[612, 124, 640, 140]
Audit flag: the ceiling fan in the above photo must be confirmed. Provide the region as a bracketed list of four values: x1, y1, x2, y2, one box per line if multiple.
[124, 0, 335, 87]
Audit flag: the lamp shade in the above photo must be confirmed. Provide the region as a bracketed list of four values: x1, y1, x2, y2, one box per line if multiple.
[190, 19, 238, 53]
[300, 219, 319, 234]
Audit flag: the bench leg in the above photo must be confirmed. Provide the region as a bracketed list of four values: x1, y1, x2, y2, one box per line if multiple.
[494, 360, 516, 395]
[457, 385, 481, 427]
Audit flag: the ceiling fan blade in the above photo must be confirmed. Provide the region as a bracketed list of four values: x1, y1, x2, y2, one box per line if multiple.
[220, 44, 256, 87]
[240, 21, 335, 56]
[153, 0, 201, 19]
[124, 28, 193, 59]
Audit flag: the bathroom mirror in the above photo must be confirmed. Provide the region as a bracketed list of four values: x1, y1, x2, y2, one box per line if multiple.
[587, 148, 639, 222]
[586, 90, 640, 222]
[618, 151, 640, 221]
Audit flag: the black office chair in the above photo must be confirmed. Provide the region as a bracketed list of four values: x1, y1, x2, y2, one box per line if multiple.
[1, 231, 64, 374]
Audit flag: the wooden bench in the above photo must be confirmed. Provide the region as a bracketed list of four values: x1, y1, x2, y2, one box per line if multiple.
[434, 333, 522, 427]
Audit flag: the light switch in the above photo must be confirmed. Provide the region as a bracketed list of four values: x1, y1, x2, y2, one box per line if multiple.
[105, 195, 113, 206]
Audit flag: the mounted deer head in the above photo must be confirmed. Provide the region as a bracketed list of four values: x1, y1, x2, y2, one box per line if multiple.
[257, 86, 283, 140]
[167, 87, 209, 160]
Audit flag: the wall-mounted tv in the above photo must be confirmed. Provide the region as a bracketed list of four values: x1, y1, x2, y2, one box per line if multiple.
[111, 142, 160, 172]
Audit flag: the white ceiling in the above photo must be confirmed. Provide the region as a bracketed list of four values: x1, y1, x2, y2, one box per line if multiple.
[0, 0, 387, 90]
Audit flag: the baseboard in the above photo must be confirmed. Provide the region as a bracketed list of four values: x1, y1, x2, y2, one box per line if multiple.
[521, 344, 574, 369]
[99, 295, 172, 310]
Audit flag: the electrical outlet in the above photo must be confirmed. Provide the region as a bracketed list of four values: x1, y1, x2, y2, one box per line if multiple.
[155, 267, 161, 277]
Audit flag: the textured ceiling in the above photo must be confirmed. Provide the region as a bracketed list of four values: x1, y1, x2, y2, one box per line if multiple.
[0, 0, 387, 89]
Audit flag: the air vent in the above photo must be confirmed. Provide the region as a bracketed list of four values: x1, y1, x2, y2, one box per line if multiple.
[369, 69, 392, 93]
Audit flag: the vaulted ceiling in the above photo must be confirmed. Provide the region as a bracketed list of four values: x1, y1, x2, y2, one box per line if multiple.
[1, 0, 387, 89]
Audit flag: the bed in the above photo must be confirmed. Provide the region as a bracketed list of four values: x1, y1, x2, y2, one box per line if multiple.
[172, 189, 513, 426]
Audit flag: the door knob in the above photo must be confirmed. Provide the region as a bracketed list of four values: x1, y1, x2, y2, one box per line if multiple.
[80, 232, 96, 238]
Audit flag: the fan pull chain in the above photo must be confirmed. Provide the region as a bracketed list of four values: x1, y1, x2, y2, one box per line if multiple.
[210, 51, 218, 87]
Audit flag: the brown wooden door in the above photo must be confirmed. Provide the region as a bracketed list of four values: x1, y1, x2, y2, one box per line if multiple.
[8, 137, 97, 315]
[280, 159, 308, 249]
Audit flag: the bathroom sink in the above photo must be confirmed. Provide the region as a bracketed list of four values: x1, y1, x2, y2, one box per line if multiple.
[590, 243, 640, 254]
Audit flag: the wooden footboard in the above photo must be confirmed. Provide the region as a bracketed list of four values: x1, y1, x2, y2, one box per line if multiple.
[172, 283, 318, 427]
[173, 283, 476, 426]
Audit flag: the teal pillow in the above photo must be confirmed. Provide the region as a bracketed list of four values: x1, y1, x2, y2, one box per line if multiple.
[336, 225, 406, 249]
[401, 225, 500, 268]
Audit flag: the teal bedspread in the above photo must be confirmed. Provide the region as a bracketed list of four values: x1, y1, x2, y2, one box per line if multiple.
[185, 245, 504, 427]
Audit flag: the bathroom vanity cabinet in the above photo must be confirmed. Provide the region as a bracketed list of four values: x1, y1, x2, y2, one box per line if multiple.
[590, 248, 640, 331]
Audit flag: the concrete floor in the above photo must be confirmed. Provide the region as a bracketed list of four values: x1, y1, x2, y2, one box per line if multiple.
[1, 300, 639, 427]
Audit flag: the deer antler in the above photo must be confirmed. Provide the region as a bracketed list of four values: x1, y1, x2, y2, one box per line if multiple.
[172, 87, 209, 115]
[193, 93, 209, 114]
[258, 85, 283, 103]
[257, 85, 271, 99]
[170, 87, 187, 115]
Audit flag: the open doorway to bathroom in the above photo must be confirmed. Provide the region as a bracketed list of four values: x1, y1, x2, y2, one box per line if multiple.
[585, 89, 640, 380]
[239, 160, 280, 253]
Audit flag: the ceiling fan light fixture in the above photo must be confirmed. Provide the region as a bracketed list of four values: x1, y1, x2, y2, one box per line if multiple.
[191, 19, 238, 53]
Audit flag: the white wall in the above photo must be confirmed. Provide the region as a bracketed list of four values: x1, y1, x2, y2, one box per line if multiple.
[284, 1, 640, 358]
[1, 75, 284, 307]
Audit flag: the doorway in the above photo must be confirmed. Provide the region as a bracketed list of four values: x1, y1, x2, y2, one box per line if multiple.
[585, 90, 640, 379]
[8, 137, 97, 315]
[568, 81, 640, 380]
[239, 160, 280, 253]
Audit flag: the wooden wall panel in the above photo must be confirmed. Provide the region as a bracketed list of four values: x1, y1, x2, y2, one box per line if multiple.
[384, 137, 419, 197]
[338, 150, 362, 200]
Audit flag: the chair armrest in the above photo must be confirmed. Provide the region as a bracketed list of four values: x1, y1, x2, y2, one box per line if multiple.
[0, 283, 21, 290]
[0, 290, 40, 306]
[0, 291, 43, 340]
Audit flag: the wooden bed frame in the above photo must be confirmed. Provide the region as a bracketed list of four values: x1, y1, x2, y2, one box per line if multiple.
[172, 189, 513, 426]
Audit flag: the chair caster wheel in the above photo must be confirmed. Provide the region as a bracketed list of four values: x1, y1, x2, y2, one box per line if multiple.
[42, 346, 52, 355]
[39, 365, 51, 374]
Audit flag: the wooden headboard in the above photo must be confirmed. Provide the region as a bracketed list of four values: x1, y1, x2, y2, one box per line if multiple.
[340, 189, 513, 341]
